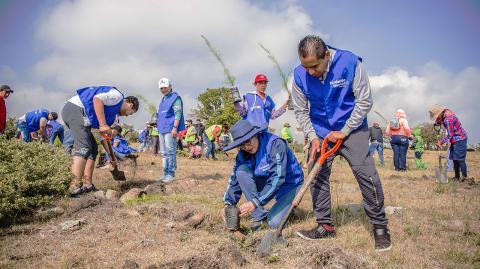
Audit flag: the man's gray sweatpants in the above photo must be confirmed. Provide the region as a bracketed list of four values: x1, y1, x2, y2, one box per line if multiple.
[308, 126, 388, 227]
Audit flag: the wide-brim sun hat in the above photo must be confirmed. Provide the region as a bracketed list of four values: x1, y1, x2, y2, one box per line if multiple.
[222, 120, 267, 152]
[429, 104, 447, 121]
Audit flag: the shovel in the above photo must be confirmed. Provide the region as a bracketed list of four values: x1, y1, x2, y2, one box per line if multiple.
[257, 136, 342, 256]
[101, 132, 127, 181]
[434, 152, 448, 183]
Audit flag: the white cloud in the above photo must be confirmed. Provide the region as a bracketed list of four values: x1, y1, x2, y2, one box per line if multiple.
[5, 0, 479, 144]
[23, 0, 324, 128]
[369, 62, 480, 143]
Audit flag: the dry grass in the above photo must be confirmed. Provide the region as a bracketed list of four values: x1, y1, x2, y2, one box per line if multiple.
[0, 149, 479, 268]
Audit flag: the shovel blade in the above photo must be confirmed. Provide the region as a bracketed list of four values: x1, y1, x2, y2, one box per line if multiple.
[111, 168, 126, 181]
[257, 231, 288, 257]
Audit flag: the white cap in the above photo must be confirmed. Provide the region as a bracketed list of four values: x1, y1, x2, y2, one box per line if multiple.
[158, 78, 170, 88]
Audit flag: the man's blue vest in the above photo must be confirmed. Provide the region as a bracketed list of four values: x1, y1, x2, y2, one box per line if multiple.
[77, 86, 124, 129]
[25, 109, 49, 132]
[294, 48, 367, 139]
[243, 93, 275, 128]
[156, 91, 185, 134]
[236, 132, 303, 200]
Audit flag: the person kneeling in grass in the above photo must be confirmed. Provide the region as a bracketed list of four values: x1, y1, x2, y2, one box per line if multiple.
[222, 120, 304, 231]
[111, 125, 138, 161]
[61, 86, 139, 196]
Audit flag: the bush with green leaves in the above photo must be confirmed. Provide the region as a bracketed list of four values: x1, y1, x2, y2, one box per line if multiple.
[0, 137, 71, 225]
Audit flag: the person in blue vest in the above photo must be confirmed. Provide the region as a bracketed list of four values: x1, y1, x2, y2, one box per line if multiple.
[62, 86, 139, 196]
[16, 109, 52, 142]
[156, 78, 185, 183]
[138, 122, 150, 152]
[292, 35, 391, 251]
[46, 112, 65, 144]
[234, 74, 289, 128]
[222, 120, 304, 231]
[111, 125, 138, 161]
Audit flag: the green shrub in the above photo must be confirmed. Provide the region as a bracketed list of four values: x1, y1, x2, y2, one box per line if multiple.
[0, 137, 71, 226]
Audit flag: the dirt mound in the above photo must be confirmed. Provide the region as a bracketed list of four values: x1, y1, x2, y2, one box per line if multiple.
[299, 246, 369, 269]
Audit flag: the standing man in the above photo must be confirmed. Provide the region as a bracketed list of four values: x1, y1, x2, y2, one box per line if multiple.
[234, 74, 289, 128]
[156, 78, 185, 183]
[292, 35, 391, 251]
[0, 85, 13, 134]
[16, 109, 51, 142]
[62, 86, 139, 196]
[369, 122, 385, 167]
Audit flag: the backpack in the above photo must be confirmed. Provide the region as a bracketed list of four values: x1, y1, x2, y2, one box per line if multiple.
[390, 118, 400, 131]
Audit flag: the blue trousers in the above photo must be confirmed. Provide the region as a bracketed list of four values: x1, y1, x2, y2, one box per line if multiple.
[390, 135, 409, 170]
[202, 133, 215, 159]
[15, 121, 32, 142]
[235, 164, 300, 228]
[49, 126, 65, 144]
[159, 132, 177, 176]
[369, 141, 384, 166]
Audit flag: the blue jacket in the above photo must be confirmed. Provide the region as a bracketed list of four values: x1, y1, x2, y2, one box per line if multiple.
[112, 135, 137, 154]
[294, 48, 367, 139]
[156, 91, 185, 134]
[224, 132, 304, 207]
[243, 92, 275, 128]
[25, 109, 49, 132]
[77, 86, 124, 129]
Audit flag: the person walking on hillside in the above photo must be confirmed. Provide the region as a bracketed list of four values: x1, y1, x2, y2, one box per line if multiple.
[47, 112, 65, 144]
[234, 74, 289, 128]
[292, 35, 391, 251]
[429, 105, 470, 181]
[369, 122, 385, 167]
[411, 128, 426, 170]
[222, 120, 304, 231]
[62, 86, 139, 196]
[0, 85, 14, 134]
[280, 122, 293, 144]
[202, 123, 229, 160]
[385, 109, 412, 171]
[16, 109, 52, 142]
[156, 78, 185, 183]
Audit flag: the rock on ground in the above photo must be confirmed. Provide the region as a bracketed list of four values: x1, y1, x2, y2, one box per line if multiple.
[120, 188, 146, 204]
[105, 189, 120, 200]
[59, 218, 87, 231]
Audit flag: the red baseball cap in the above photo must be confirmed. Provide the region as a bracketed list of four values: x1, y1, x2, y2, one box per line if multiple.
[254, 74, 269, 83]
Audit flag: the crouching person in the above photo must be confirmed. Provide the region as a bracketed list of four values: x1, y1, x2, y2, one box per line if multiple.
[16, 109, 51, 142]
[61, 86, 139, 196]
[111, 125, 138, 161]
[222, 120, 304, 231]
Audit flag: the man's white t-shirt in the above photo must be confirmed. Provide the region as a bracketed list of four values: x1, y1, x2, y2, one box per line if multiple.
[67, 88, 123, 108]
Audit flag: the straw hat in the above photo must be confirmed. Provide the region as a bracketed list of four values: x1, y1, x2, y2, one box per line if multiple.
[428, 104, 447, 121]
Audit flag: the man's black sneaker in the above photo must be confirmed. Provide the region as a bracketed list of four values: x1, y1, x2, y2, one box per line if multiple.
[374, 227, 392, 252]
[296, 224, 336, 240]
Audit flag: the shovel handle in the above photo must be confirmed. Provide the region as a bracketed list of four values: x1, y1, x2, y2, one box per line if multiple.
[292, 137, 342, 208]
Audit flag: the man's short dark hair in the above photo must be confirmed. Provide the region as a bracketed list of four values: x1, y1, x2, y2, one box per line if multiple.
[298, 35, 328, 59]
[124, 96, 139, 112]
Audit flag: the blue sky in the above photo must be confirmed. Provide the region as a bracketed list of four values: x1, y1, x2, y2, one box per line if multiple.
[1, 0, 479, 142]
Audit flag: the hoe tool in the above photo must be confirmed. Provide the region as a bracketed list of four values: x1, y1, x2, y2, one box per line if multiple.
[257, 137, 342, 256]
[101, 132, 127, 181]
